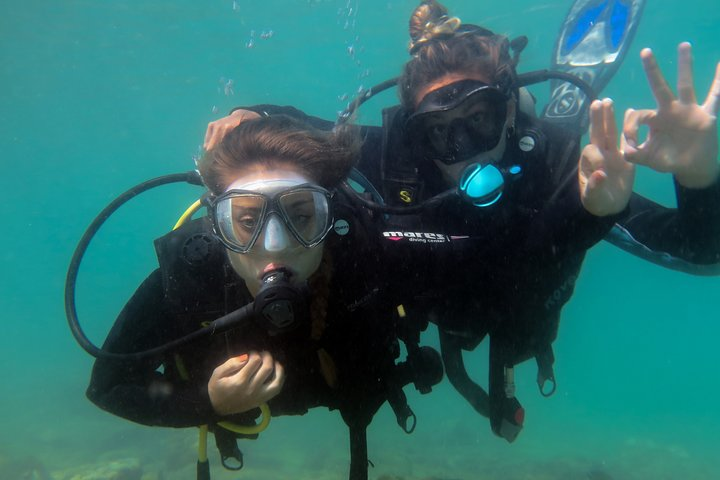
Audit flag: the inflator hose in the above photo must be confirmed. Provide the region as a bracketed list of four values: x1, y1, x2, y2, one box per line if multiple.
[62, 171, 255, 360]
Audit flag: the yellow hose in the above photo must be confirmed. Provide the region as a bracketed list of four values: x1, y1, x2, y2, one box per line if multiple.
[173, 199, 203, 230]
[172, 201, 273, 460]
[198, 425, 209, 462]
[218, 403, 272, 434]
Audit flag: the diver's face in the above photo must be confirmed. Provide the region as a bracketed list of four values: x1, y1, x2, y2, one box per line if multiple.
[223, 167, 325, 297]
[431, 104, 513, 185]
[415, 73, 515, 185]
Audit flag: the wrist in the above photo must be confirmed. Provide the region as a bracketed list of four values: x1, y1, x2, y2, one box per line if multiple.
[675, 161, 720, 189]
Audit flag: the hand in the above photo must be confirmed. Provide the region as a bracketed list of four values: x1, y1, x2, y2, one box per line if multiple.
[579, 98, 636, 216]
[623, 42, 720, 188]
[203, 109, 261, 151]
[208, 351, 285, 416]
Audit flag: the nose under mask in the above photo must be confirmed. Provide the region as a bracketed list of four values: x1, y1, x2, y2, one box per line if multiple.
[435, 129, 509, 185]
[263, 214, 292, 252]
[445, 124, 478, 162]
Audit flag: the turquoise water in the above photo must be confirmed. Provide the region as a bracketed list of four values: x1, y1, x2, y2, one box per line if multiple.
[1, 0, 719, 478]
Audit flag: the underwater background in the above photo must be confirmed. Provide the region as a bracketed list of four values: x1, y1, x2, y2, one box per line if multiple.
[1, 0, 719, 478]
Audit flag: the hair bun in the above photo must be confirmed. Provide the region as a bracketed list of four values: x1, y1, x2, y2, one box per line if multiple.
[408, 0, 461, 55]
[409, 0, 447, 42]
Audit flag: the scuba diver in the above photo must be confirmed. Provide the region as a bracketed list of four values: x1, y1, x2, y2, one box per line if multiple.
[204, 0, 720, 443]
[77, 115, 443, 480]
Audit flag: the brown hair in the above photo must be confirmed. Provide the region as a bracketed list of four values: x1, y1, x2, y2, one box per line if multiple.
[199, 115, 359, 195]
[400, 1, 519, 110]
[199, 115, 359, 387]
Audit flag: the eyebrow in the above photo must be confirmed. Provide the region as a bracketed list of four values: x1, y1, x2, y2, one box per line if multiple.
[461, 100, 492, 114]
[232, 206, 262, 214]
[285, 196, 315, 209]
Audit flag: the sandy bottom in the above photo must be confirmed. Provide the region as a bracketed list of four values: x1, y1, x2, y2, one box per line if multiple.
[3, 393, 718, 480]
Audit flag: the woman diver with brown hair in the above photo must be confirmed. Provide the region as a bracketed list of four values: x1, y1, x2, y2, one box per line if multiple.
[84, 115, 442, 480]
[205, 0, 720, 443]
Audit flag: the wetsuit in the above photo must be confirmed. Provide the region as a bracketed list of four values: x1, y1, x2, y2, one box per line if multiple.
[241, 104, 720, 270]
[87, 191, 435, 479]
[233, 103, 720, 437]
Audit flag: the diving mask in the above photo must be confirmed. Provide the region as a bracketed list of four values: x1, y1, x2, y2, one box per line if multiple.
[210, 183, 334, 254]
[407, 79, 511, 164]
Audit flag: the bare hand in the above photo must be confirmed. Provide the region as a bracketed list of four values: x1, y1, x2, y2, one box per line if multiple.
[623, 42, 720, 188]
[208, 351, 285, 416]
[203, 109, 261, 151]
[579, 98, 636, 216]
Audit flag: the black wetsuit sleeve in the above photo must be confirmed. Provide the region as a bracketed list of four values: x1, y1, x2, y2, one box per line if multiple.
[530, 168, 621, 255]
[232, 104, 336, 130]
[86, 270, 220, 427]
[525, 129, 621, 256]
[607, 177, 720, 274]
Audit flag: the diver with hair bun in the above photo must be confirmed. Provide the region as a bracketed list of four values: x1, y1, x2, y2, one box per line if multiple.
[206, 0, 720, 443]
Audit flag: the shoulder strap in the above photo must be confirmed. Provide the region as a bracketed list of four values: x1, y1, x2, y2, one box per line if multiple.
[154, 217, 238, 313]
[379, 106, 427, 207]
[347, 167, 385, 205]
[551, 133, 579, 189]
[517, 114, 579, 190]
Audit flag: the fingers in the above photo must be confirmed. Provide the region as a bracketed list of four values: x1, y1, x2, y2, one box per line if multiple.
[203, 125, 213, 151]
[263, 361, 285, 397]
[703, 60, 720, 116]
[622, 108, 656, 165]
[604, 99, 618, 150]
[202, 110, 261, 151]
[622, 108, 640, 148]
[578, 144, 610, 216]
[579, 144, 603, 181]
[204, 121, 237, 151]
[587, 170, 608, 193]
[589, 100, 605, 147]
[208, 352, 283, 415]
[677, 42, 697, 105]
[589, 99, 618, 151]
[247, 351, 277, 391]
[641, 48, 675, 109]
[212, 353, 251, 378]
[203, 123, 225, 151]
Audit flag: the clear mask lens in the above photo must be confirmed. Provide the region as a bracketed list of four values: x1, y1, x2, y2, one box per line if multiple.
[214, 185, 332, 253]
[277, 188, 331, 246]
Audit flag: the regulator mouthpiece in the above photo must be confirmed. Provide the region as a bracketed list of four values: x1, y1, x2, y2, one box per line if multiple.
[254, 269, 307, 335]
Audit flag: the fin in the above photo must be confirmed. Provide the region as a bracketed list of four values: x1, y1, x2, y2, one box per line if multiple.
[541, 0, 646, 133]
